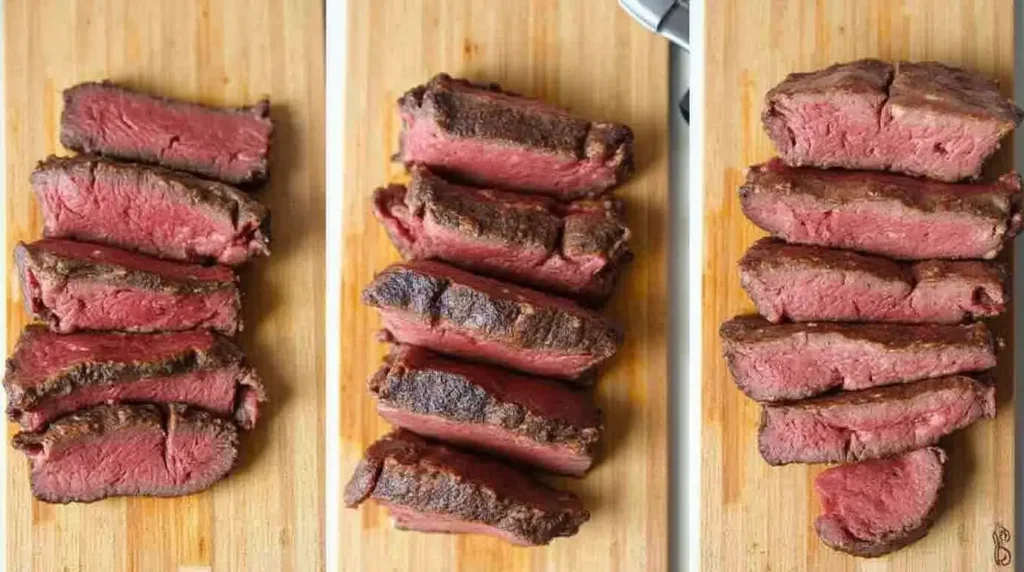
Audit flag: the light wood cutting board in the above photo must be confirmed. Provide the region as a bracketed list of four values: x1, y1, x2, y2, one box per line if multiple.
[339, 1, 669, 570]
[4, 1, 325, 570]
[702, 1, 1016, 570]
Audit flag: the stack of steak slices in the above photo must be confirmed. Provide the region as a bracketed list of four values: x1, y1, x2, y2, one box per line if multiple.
[345, 74, 633, 546]
[4, 82, 273, 503]
[721, 59, 1022, 558]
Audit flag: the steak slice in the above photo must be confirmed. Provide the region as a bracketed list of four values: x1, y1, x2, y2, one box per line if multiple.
[61, 81, 272, 185]
[740, 158, 1022, 260]
[739, 238, 1007, 324]
[344, 429, 589, 545]
[815, 448, 946, 557]
[15, 238, 241, 335]
[373, 166, 632, 304]
[397, 73, 633, 199]
[370, 345, 603, 476]
[32, 155, 270, 266]
[763, 59, 1023, 182]
[720, 316, 997, 402]
[361, 260, 623, 381]
[758, 376, 994, 465]
[13, 403, 239, 503]
[4, 325, 265, 431]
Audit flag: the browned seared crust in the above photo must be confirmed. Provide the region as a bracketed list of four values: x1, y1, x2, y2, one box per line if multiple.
[761, 374, 992, 414]
[891, 61, 1023, 125]
[344, 430, 589, 545]
[766, 59, 894, 100]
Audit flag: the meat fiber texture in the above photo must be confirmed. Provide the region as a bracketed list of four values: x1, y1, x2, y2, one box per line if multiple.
[397, 74, 633, 199]
[815, 448, 946, 558]
[720, 316, 997, 402]
[739, 238, 1007, 324]
[763, 59, 1023, 182]
[373, 166, 632, 305]
[740, 159, 1022, 260]
[13, 403, 239, 503]
[32, 155, 270, 266]
[370, 345, 603, 476]
[61, 81, 273, 185]
[361, 260, 623, 382]
[344, 430, 589, 545]
[15, 239, 241, 335]
[4, 325, 265, 432]
[758, 376, 994, 465]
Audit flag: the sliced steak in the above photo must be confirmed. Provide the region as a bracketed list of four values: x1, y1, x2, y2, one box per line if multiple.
[720, 316, 997, 402]
[33, 155, 270, 265]
[758, 376, 994, 465]
[61, 81, 272, 185]
[397, 73, 633, 199]
[369, 345, 603, 476]
[4, 325, 265, 431]
[740, 159, 1022, 260]
[344, 429, 589, 545]
[815, 448, 946, 557]
[763, 59, 1023, 182]
[361, 260, 623, 382]
[739, 238, 1007, 324]
[13, 403, 239, 503]
[15, 239, 241, 334]
[373, 166, 631, 304]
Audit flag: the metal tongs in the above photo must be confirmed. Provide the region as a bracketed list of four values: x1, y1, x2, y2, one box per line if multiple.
[618, 0, 690, 51]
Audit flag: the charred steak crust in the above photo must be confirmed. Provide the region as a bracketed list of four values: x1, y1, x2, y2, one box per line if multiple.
[32, 155, 271, 264]
[61, 81, 273, 185]
[369, 346, 603, 458]
[362, 261, 623, 360]
[3, 325, 265, 412]
[344, 430, 589, 545]
[13, 403, 239, 503]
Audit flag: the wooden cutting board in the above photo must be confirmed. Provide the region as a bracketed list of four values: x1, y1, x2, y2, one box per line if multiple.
[702, 1, 1016, 570]
[339, 1, 668, 570]
[4, 1, 325, 570]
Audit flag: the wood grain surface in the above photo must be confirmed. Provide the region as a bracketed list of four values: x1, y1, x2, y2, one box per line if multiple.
[339, 1, 669, 570]
[702, 1, 1016, 570]
[4, 1, 325, 570]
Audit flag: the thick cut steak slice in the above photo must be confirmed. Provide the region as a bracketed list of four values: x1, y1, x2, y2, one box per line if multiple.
[763, 59, 1023, 181]
[33, 155, 270, 265]
[397, 74, 633, 199]
[361, 260, 623, 381]
[739, 238, 1007, 324]
[815, 448, 946, 558]
[4, 325, 265, 431]
[720, 316, 997, 402]
[344, 430, 589, 545]
[61, 81, 272, 185]
[373, 167, 631, 304]
[758, 376, 994, 465]
[15, 239, 241, 335]
[13, 403, 239, 503]
[370, 345, 603, 476]
[740, 159, 1022, 260]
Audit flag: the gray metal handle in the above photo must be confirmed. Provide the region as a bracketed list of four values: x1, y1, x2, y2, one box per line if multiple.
[618, 0, 690, 51]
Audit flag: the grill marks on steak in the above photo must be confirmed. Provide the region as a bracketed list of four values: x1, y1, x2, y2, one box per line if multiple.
[758, 375, 994, 465]
[61, 81, 273, 185]
[739, 239, 1007, 324]
[763, 59, 1023, 181]
[344, 430, 589, 545]
[361, 260, 623, 381]
[741, 159, 1023, 260]
[13, 403, 239, 503]
[815, 448, 946, 557]
[370, 345, 603, 476]
[15, 238, 241, 335]
[32, 155, 270, 266]
[4, 325, 265, 431]
[397, 74, 633, 198]
[373, 167, 632, 304]
[720, 317, 997, 402]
